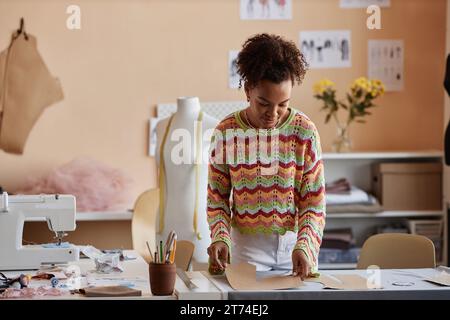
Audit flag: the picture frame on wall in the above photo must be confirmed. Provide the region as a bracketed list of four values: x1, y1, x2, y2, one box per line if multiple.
[368, 39, 404, 91]
[299, 30, 352, 69]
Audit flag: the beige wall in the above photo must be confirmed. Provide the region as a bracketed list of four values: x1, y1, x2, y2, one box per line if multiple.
[0, 0, 447, 207]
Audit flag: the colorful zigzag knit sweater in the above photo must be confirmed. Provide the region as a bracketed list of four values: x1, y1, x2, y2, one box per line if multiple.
[207, 108, 326, 271]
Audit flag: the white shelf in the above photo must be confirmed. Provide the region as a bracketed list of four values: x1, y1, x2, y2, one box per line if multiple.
[76, 211, 133, 221]
[323, 151, 443, 160]
[319, 263, 357, 270]
[26, 211, 133, 222]
[327, 210, 444, 219]
[25, 210, 443, 221]
[319, 261, 445, 270]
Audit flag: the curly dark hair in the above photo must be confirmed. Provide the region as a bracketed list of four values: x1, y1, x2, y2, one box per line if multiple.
[236, 33, 308, 89]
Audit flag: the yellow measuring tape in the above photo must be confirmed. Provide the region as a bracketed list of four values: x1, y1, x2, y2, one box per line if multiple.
[158, 111, 203, 240]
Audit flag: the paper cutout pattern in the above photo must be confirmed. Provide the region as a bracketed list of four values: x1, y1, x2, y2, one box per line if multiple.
[225, 262, 303, 290]
[79, 285, 142, 297]
[306, 274, 383, 290]
[425, 272, 450, 287]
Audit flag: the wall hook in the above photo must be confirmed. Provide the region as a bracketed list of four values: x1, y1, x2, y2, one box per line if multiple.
[17, 17, 28, 40]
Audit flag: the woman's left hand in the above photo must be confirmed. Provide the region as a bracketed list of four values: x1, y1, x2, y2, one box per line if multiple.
[292, 250, 310, 280]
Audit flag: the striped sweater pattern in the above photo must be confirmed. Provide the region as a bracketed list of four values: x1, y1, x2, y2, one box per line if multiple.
[207, 108, 326, 270]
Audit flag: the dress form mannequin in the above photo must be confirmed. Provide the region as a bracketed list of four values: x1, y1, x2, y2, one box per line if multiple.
[155, 97, 218, 264]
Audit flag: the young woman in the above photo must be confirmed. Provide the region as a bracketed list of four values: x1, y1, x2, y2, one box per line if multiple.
[207, 34, 325, 279]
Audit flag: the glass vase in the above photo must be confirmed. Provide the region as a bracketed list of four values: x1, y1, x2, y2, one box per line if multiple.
[332, 125, 352, 153]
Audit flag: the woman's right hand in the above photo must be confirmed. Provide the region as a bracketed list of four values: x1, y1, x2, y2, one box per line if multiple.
[207, 241, 229, 272]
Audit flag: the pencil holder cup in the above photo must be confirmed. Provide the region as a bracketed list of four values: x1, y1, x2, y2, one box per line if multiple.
[149, 262, 176, 296]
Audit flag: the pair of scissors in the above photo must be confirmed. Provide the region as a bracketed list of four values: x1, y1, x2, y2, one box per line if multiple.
[0, 272, 12, 292]
[0, 272, 30, 290]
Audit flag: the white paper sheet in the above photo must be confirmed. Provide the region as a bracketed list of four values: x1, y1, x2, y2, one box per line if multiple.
[368, 39, 404, 91]
[240, 0, 292, 20]
[299, 30, 351, 69]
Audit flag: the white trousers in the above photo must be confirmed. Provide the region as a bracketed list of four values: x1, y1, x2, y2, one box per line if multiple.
[231, 228, 297, 271]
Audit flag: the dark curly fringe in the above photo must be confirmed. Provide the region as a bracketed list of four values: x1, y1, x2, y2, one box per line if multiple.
[237, 33, 308, 89]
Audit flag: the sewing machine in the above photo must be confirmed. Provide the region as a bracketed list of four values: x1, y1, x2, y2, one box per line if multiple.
[0, 192, 79, 270]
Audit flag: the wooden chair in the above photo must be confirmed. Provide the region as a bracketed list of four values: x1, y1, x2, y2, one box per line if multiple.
[131, 189, 159, 264]
[357, 233, 436, 269]
[131, 189, 195, 270]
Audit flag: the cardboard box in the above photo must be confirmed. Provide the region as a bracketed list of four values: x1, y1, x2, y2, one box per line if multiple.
[372, 162, 442, 210]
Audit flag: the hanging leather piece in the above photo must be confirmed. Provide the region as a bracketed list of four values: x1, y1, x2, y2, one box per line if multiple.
[0, 19, 64, 154]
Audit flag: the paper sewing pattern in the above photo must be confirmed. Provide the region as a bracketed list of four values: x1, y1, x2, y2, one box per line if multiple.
[306, 274, 383, 290]
[225, 262, 302, 290]
[368, 40, 404, 91]
[240, 0, 292, 20]
[340, 0, 390, 8]
[425, 272, 450, 287]
[299, 30, 351, 69]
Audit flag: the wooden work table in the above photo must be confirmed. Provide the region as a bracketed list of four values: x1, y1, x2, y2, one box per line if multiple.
[2, 251, 450, 300]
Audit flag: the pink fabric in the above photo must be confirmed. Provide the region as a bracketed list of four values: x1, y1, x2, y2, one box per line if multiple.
[16, 157, 134, 212]
[0, 286, 67, 298]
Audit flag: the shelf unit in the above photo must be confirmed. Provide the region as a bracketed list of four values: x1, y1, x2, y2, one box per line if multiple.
[320, 260, 446, 270]
[327, 210, 443, 219]
[320, 263, 358, 270]
[323, 151, 443, 160]
[26, 211, 132, 222]
[321, 150, 446, 269]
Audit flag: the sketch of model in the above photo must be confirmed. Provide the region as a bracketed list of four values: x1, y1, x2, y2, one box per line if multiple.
[301, 39, 316, 62]
[313, 37, 327, 63]
[247, 0, 255, 17]
[301, 40, 310, 60]
[316, 45, 324, 62]
[229, 51, 240, 89]
[309, 40, 315, 61]
[396, 67, 401, 80]
[274, 0, 286, 16]
[340, 39, 349, 61]
[259, 0, 270, 18]
[230, 57, 238, 78]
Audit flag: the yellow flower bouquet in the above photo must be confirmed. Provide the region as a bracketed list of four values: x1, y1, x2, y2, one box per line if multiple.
[313, 77, 385, 152]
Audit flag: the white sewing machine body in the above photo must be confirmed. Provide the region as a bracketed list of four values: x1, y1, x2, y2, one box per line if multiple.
[0, 192, 79, 270]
